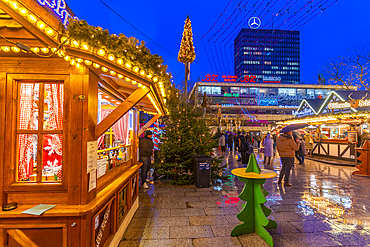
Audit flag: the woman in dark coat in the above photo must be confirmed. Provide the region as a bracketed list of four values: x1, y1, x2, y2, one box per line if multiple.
[227, 133, 234, 152]
[240, 139, 253, 165]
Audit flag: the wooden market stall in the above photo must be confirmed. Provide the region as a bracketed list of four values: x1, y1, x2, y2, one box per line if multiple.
[0, 0, 168, 246]
[281, 90, 370, 163]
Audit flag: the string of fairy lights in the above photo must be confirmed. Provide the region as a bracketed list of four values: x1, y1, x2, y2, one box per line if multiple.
[202, 0, 338, 76]
[200, 0, 338, 124]
[0, 0, 168, 116]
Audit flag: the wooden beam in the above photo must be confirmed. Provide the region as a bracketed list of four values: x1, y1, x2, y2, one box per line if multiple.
[6, 229, 39, 247]
[66, 48, 152, 88]
[0, 2, 58, 48]
[95, 87, 149, 139]
[138, 113, 161, 137]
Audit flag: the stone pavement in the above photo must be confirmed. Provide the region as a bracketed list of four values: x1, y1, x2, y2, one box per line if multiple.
[119, 150, 370, 247]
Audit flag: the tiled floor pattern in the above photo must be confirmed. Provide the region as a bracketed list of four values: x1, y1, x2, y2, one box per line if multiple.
[119, 150, 370, 246]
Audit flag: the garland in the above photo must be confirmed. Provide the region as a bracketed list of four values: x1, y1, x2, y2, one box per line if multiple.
[286, 110, 370, 123]
[64, 20, 171, 89]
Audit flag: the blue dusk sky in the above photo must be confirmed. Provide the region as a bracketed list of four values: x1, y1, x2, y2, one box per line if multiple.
[67, 0, 370, 89]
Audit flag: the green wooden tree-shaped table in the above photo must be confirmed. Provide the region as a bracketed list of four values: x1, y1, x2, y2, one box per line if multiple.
[231, 154, 277, 247]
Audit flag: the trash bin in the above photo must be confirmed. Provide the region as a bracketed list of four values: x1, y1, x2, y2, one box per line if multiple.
[193, 155, 212, 188]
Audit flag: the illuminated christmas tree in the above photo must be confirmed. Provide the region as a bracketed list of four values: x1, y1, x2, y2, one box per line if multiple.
[178, 15, 196, 64]
[178, 15, 196, 101]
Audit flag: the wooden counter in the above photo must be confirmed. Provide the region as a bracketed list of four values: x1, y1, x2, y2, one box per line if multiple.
[0, 164, 140, 219]
[320, 139, 348, 144]
[0, 164, 141, 247]
[312, 141, 356, 162]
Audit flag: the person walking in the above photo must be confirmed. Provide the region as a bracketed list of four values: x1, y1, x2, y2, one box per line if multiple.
[225, 133, 229, 150]
[304, 134, 313, 157]
[297, 137, 307, 164]
[240, 138, 253, 166]
[263, 134, 274, 165]
[277, 131, 300, 186]
[272, 134, 278, 156]
[235, 131, 245, 161]
[360, 129, 370, 146]
[256, 134, 262, 149]
[246, 132, 252, 144]
[139, 130, 154, 189]
[292, 132, 302, 164]
[218, 133, 226, 153]
[227, 133, 234, 152]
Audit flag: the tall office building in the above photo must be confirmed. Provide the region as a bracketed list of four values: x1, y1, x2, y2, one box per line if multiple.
[234, 29, 300, 84]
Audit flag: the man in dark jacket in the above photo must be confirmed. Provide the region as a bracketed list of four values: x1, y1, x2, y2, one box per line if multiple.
[240, 138, 253, 166]
[235, 131, 245, 161]
[139, 130, 154, 189]
[227, 133, 233, 152]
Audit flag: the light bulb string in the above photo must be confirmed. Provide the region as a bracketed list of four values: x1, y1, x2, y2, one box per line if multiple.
[0, 33, 67, 58]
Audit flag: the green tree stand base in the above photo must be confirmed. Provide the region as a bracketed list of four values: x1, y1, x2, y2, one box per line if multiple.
[231, 154, 277, 247]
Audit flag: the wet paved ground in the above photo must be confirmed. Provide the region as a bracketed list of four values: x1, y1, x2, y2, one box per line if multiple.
[119, 150, 370, 246]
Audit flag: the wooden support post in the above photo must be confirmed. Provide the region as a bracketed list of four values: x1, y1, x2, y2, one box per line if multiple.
[7, 229, 39, 247]
[95, 87, 149, 139]
[138, 113, 161, 137]
[132, 109, 139, 165]
[0, 72, 5, 206]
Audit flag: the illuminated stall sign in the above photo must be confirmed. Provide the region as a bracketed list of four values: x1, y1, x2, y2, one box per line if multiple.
[222, 93, 315, 107]
[292, 108, 313, 117]
[263, 76, 281, 83]
[201, 74, 281, 83]
[222, 75, 238, 82]
[201, 74, 258, 83]
[327, 102, 351, 110]
[224, 93, 239, 97]
[257, 94, 315, 101]
[328, 99, 370, 110]
[37, 0, 78, 26]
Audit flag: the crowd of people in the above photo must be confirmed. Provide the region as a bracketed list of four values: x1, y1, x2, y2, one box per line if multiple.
[218, 130, 313, 187]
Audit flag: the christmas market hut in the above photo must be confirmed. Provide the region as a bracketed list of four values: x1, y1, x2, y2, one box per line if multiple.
[280, 90, 370, 163]
[0, 0, 169, 246]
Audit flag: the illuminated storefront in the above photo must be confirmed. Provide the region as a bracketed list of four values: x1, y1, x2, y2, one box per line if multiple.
[189, 81, 347, 132]
[280, 90, 370, 163]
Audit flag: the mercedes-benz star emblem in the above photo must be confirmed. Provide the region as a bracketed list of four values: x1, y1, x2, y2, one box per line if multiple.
[248, 17, 261, 29]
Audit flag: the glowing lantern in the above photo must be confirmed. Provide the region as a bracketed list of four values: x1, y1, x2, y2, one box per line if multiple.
[36, 21, 46, 30]
[19, 7, 28, 16]
[27, 14, 37, 23]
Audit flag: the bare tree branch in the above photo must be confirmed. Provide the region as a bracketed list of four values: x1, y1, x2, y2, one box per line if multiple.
[321, 46, 370, 90]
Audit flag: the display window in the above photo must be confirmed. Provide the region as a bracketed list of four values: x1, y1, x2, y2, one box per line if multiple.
[17, 82, 63, 182]
[230, 87, 240, 94]
[278, 88, 296, 96]
[96, 91, 133, 179]
[297, 88, 306, 96]
[240, 87, 248, 95]
[211, 86, 221, 95]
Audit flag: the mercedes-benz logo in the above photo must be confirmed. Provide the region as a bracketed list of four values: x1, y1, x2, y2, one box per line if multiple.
[248, 17, 261, 29]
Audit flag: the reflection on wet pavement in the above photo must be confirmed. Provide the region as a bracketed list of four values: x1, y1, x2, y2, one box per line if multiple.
[119, 149, 370, 247]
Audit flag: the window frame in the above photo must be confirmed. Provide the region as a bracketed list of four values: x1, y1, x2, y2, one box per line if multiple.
[5, 74, 69, 192]
[16, 81, 64, 183]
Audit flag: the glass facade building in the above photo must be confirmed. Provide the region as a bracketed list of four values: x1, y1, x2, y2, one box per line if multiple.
[197, 85, 330, 113]
[234, 29, 300, 84]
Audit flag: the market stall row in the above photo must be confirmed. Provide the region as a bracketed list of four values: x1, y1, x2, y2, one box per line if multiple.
[278, 90, 370, 163]
[0, 0, 169, 246]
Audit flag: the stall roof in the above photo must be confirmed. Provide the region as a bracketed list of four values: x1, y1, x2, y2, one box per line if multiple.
[303, 99, 326, 113]
[295, 90, 370, 117]
[335, 90, 370, 100]
[0, 0, 167, 116]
